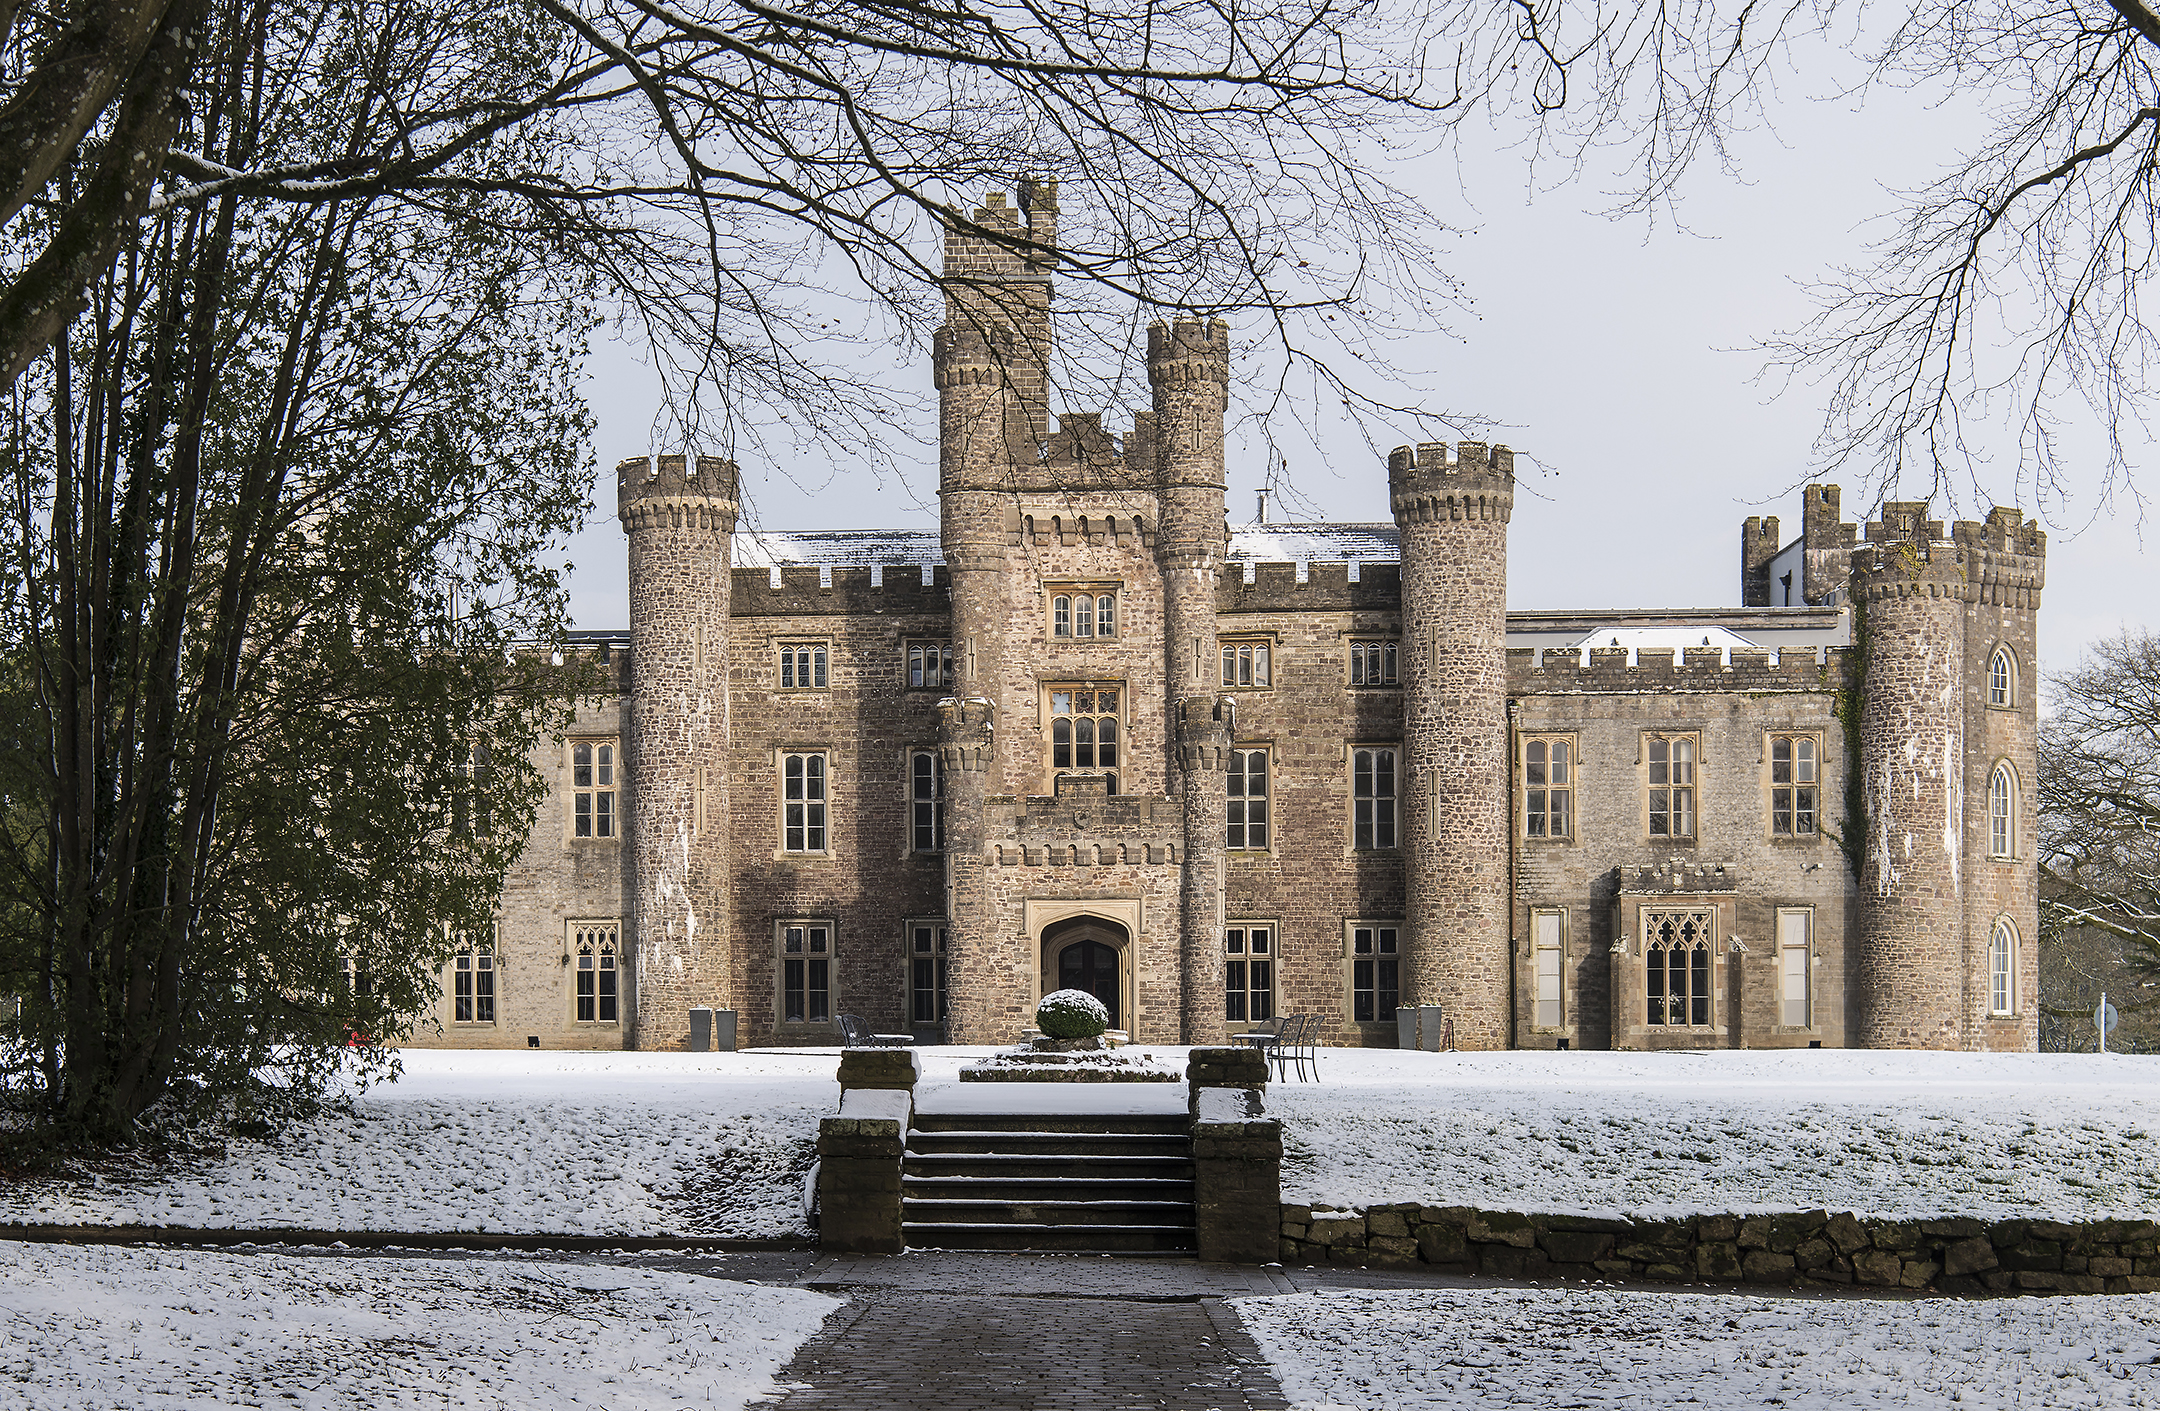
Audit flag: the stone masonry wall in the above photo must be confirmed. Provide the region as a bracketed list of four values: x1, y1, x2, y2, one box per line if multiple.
[1391, 441, 1512, 1049]
[1281, 1203, 2160, 1296]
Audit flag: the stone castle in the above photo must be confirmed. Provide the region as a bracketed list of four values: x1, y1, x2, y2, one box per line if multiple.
[404, 186, 2045, 1054]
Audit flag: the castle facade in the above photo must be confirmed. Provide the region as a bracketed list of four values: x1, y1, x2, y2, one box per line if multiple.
[406, 189, 2046, 1054]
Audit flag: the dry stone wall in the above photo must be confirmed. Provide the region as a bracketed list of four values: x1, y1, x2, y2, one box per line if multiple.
[1279, 1203, 2160, 1295]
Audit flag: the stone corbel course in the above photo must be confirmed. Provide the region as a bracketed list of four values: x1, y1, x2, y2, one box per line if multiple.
[1280, 1203, 2160, 1295]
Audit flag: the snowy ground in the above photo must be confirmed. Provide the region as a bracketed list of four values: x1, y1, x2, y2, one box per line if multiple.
[0, 1051, 838, 1237]
[0, 1243, 837, 1410]
[1236, 1286, 2160, 1410]
[1, 1047, 2154, 1234]
[1265, 1048, 2160, 1221]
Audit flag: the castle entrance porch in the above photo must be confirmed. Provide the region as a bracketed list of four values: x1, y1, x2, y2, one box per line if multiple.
[1039, 915, 1131, 1032]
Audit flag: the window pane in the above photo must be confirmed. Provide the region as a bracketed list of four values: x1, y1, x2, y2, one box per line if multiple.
[1053, 718, 1072, 768]
[596, 792, 613, 837]
[1075, 595, 1094, 637]
[1053, 596, 1070, 636]
[1097, 596, 1115, 636]
[575, 794, 592, 837]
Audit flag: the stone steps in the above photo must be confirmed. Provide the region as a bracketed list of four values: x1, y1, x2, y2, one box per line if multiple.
[902, 1111, 1198, 1253]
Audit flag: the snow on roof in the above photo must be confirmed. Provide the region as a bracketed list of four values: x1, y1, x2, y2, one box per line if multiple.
[732, 528, 942, 567]
[732, 522, 1404, 567]
[1564, 625, 1766, 654]
[1226, 522, 1400, 561]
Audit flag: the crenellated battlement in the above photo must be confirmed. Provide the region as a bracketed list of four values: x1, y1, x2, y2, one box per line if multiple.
[1146, 317, 1230, 385]
[1387, 441, 1515, 524]
[617, 454, 739, 535]
[1850, 502, 2047, 608]
[729, 564, 952, 617]
[1216, 559, 1402, 613]
[1506, 644, 1851, 695]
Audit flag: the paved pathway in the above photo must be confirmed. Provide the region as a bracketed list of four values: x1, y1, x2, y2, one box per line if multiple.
[755, 1290, 1287, 1410]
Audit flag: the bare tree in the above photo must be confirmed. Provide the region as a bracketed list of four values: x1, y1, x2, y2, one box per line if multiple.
[1416, 1, 2160, 516]
[2039, 630, 2160, 1049]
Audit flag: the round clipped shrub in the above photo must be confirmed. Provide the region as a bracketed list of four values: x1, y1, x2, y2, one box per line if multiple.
[1035, 988, 1110, 1039]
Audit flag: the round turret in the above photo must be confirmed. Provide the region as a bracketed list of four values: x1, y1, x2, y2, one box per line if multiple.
[618, 454, 738, 1049]
[1389, 440, 1514, 1050]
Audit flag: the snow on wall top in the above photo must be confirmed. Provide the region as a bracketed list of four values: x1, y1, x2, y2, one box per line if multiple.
[730, 522, 1405, 567]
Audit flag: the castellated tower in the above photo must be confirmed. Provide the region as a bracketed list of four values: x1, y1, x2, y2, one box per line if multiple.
[1149, 318, 1232, 1045]
[1389, 441, 1514, 1049]
[1852, 503, 2044, 1050]
[617, 454, 737, 1049]
[934, 190, 1047, 1044]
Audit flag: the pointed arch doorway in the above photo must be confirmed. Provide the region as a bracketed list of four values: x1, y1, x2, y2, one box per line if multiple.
[1039, 915, 1131, 1032]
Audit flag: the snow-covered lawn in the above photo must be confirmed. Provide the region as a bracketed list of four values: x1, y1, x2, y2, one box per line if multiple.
[2, 1046, 2154, 1235]
[1267, 1048, 2160, 1221]
[1236, 1286, 2160, 1410]
[0, 1243, 837, 1410]
[0, 1050, 839, 1237]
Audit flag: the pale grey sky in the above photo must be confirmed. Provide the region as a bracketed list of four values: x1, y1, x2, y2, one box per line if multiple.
[559, 70, 2152, 680]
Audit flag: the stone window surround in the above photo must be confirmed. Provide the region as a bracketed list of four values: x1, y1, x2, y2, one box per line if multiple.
[776, 747, 834, 858]
[1641, 905, 1717, 1030]
[1226, 744, 1272, 853]
[1343, 919, 1402, 1027]
[1043, 681, 1125, 794]
[908, 747, 943, 854]
[1774, 905, 1817, 1032]
[1988, 760, 2019, 861]
[1047, 581, 1121, 640]
[449, 922, 500, 1026]
[1347, 637, 1399, 688]
[1224, 920, 1277, 1026]
[1519, 732, 1577, 843]
[1023, 897, 1142, 1027]
[570, 919, 622, 1026]
[1764, 731, 1824, 841]
[1529, 907, 1566, 1031]
[565, 737, 619, 843]
[905, 640, 954, 691]
[1987, 916, 2019, 1017]
[776, 639, 830, 691]
[906, 919, 948, 1027]
[1219, 635, 1275, 690]
[1347, 743, 1400, 852]
[1986, 643, 2019, 710]
[776, 918, 837, 1027]
[1642, 729, 1703, 843]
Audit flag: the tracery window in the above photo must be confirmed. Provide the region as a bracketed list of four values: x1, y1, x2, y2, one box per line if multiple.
[1220, 640, 1272, 688]
[1349, 640, 1398, 687]
[907, 642, 953, 690]
[1989, 919, 2017, 1016]
[1049, 685, 1121, 791]
[1644, 909, 1714, 1028]
[778, 642, 829, 689]
[1050, 589, 1118, 639]
[574, 922, 620, 1024]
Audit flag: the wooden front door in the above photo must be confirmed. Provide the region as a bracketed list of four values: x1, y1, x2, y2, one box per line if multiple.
[1057, 938, 1121, 1030]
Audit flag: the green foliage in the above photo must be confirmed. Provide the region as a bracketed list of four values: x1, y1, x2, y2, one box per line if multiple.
[1036, 989, 1111, 1039]
[1831, 593, 1870, 884]
[0, 0, 602, 1141]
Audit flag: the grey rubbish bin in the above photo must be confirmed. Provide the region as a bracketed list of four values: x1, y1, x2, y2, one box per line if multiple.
[689, 1007, 713, 1052]
[713, 1008, 738, 1053]
[1419, 1005, 1446, 1052]
[1395, 1006, 1419, 1051]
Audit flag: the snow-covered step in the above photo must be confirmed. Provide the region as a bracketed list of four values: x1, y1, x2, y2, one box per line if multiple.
[903, 1197, 1197, 1228]
[902, 1174, 1195, 1203]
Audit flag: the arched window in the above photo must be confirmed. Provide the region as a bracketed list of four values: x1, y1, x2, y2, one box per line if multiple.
[1645, 910, 1714, 1027]
[1988, 919, 2017, 1016]
[1989, 763, 2017, 859]
[1988, 647, 2016, 708]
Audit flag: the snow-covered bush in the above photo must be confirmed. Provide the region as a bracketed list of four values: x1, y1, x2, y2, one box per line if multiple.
[1035, 988, 1110, 1039]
